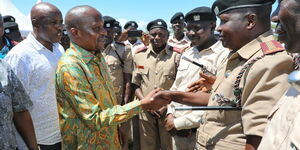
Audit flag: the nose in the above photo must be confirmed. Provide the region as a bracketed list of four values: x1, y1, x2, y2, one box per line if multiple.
[216, 25, 222, 34]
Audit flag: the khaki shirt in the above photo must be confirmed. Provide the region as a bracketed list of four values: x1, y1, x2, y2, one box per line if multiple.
[258, 86, 300, 150]
[196, 31, 294, 150]
[102, 42, 133, 104]
[132, 45, 181, 97]
[167, 41, 229, 130]
[167, 33, 191, 53]
[124, 39, 146, 56]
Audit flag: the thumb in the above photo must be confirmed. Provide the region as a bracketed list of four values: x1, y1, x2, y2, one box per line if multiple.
[200, 72, 211, 80]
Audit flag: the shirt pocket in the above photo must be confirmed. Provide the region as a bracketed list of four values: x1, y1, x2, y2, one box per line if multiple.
[163, 67, 176, 80]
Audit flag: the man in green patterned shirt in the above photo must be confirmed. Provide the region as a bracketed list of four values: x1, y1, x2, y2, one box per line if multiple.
[55, 5, 169, 150]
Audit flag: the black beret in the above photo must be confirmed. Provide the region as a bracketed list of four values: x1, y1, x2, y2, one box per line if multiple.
[3, 22, 19, 34]
[3, 15, 16, 23]
[103, 16, 116, 28]
[124, 21, 138, 29]
[212, 0, 276, 16]
[185, 7, 216, 22]
[114, 21, 121, 29]
[147, 19, 168, 31]
[170, 12, 184, 24]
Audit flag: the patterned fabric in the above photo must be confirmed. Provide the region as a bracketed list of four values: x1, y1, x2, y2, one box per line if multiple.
[0, 60, 32, 150]
[56, 43, 142, 150]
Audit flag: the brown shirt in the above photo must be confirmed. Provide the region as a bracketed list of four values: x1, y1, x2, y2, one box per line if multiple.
[196, 31, 294, 150]
[102, 42, 133, 104]
[132, 45, 181, 96]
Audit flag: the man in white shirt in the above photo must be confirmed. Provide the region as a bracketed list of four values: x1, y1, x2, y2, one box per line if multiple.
[168, 12, 191, 53]
[5, 2, 64, 150]
[165, 7, 229, 150]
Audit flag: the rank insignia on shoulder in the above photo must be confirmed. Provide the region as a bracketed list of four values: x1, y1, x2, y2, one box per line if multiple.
[135, 46, 148, 54]
[260, 40, 284, 55]
[137, 65, 144, 69]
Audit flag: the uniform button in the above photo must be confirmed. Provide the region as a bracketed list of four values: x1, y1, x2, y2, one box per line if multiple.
[155, 71, 158, 74]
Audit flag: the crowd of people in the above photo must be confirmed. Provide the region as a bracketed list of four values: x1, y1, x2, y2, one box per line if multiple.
[0, 0, 300, 150]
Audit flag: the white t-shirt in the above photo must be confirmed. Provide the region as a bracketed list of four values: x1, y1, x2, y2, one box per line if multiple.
[5, 33, 64, 145]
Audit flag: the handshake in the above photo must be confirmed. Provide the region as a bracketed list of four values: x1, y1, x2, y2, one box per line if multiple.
[140, 89, 173, 111]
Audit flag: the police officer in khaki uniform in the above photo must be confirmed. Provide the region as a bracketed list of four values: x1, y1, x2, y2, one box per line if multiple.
[166, 7, 229, 150]
[258, 0, 300, 149]
[168, 12, 191, 53]
[102, 16, 133, 150]
[132, 19, 181, 150]
[151, 0, 294, 149]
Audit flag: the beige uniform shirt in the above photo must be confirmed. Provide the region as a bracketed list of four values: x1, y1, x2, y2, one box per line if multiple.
[132, 45, 181, 97]
[124, 39, 146, 56]
[258, 86, 300, 150]
[167, 41, 229, 130]
[196, 31, 294, 150]
[102, 42, 133, 104]
[167, 33, 191, 53]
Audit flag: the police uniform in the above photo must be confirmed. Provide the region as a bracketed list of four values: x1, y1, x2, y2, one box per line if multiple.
[195, 1, 294, 149]
[102, 41, 133, 104]
[167, 8, 229, 150]
[168, 12, 191, 53]
[123, 21, 146, 56]
[258, 86, 300, 150]
[132, 19, 181, 150]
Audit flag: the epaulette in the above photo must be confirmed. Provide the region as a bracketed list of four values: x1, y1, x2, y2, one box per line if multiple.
[135, 46, 148, 54]
[169, 46, 183, 53]
[115, 41, 126, 46]
[260, 40, 285, 55]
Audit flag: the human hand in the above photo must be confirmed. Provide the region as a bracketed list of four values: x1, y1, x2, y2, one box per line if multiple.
[140, 89, 170, 110]
[141, 33, 150, 46]
[165, 114, 175, 131]
[186, 72, 216, 93]
[117, 28, 130, 42]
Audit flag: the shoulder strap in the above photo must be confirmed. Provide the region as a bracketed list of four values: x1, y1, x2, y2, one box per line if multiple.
[114, 50, 124, 67]
[233, 40, 285, 107]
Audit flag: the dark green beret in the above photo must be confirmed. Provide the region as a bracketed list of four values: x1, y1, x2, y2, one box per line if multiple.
[124, 21, 138, 29]
[185, 7, 216, 22]
[147, 19, 168, 31]
[103, 16, 116, 29]
[170, 12, 184, 24]
[212, 0, 276, 16]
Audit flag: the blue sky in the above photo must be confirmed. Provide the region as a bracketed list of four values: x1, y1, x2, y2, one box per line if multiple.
[12, 0, 279, 30]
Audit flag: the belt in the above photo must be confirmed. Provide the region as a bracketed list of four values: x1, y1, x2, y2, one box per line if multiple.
[169, 128, 197, 137]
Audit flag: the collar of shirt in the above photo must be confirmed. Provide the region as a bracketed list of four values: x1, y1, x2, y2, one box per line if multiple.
[125, 39, 143, 46]
[104, 42, 117, 53]
[69, 42, 100, 64]
[235, 30, 274, 60]
[27, 32, 60, 52]
[169, 32, 190, 44]
[147, 44, 172, 56]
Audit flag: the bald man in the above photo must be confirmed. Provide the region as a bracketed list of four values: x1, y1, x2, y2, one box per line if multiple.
[56, 5, 170, 149]
[5, 2, 64, 150]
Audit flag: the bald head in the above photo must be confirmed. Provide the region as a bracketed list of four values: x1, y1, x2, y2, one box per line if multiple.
[64, 5, 106, 52]
[31, 2, 61, 26]
[65, 5, 102, 31]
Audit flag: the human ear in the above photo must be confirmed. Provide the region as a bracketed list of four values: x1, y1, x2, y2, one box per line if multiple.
[246, 14, 257, 30]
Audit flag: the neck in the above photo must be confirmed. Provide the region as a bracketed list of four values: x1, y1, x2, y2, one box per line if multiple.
[174, 32, 184, 41]
[33, 33, 53, 51]
[153, 44, 166, 54]
[196, 37, 217, 52]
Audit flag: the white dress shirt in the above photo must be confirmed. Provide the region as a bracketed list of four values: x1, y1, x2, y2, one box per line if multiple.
[168, 41, 229, 130]
[5, 33, 64, 145]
